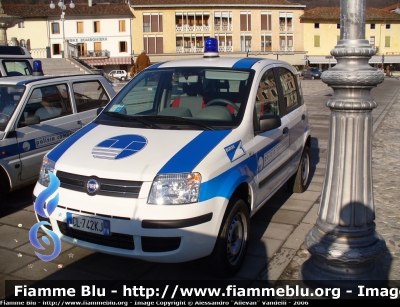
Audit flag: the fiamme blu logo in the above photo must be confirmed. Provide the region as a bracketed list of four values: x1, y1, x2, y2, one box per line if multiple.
[29, 172, 62, 261]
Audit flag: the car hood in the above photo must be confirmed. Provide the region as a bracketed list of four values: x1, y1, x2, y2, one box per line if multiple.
[48, 123, 232, 182]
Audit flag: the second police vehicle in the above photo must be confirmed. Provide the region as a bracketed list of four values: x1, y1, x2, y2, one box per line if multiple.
[33, 38, 311, 277]
[0, 61, 116, 204]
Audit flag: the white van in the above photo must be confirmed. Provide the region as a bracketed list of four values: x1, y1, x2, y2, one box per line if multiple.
[33, 38, 311, 277]
[0, 46, 34, 77]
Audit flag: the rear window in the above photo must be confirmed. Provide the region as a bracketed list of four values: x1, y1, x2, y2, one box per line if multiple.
[3, 60, 32, 76]
[0, 46, 27, 55]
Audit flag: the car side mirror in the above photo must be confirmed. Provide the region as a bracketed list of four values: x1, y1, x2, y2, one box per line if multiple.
[258, 114, 281, 132]
[97, 107, 104, 115]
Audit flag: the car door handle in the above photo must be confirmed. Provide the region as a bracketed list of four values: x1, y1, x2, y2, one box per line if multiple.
[283, 127, 289, 135]
[302, 114, 306, 121]
[77, 120, 82, 125]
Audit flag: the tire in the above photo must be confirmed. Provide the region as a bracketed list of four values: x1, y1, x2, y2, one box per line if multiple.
[208, 198, 250, 278]
[0, 171, 9, 208]
[311, 76, 315, 80]
[287, 146, 310, 193]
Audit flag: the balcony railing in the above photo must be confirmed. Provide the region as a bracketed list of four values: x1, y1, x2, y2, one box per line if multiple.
[175, 24, 210, 32]
[78, 50, 110, 58]
[279, 25, 293, 31]
[218, 46, 233, 52]
[214, 24, 233, 31]
[176, 47, 204, 53]
[279, 46, 293, 51]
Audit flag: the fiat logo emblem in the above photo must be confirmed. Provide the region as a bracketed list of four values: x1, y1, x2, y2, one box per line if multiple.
[86, 178, 99, 195]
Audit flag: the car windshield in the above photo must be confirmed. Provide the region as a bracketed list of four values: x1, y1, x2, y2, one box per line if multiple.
[0, 85, 25, 131]
[97, 67, 253, 130]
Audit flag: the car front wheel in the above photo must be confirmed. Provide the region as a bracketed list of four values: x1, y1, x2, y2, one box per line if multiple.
[208, 198, 250, 277]
[0, 172, 9, 207]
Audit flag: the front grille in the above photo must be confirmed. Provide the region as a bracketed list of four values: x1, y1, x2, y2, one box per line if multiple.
[57, 221, 135, 250]
[56, 171, 143, 198]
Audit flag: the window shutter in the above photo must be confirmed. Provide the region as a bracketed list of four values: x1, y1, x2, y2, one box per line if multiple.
[151, 15, 158, 32]
[159, 15, 163, 32]
[314, 35, 320, 47]
[143, 37, 147, 51]
[261, 14, 267, 30]
[248, 14, 251, 31]
[240, 14, 247, 31]
[94, 42, 101, 51]
[77, 22, 83, 33]
[143, 15, 150, 31]
[156, 37, 163, 53]
[385, 36, 390, 47]
[268, 15, 271, 30]
[148, 37, 156, 54]
[119, 20, 125, 32]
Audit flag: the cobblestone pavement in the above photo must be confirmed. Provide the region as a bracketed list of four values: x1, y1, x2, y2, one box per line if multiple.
[278, 75, 400, 281]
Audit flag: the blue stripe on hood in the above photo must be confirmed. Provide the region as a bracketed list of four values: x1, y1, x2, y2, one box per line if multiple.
[47, 123, 98, 162]
[232, 58, 263, 69]
[157, 130, 231, 174]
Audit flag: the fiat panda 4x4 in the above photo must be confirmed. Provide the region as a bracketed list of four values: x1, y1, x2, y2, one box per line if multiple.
[33, 38, 311, 277]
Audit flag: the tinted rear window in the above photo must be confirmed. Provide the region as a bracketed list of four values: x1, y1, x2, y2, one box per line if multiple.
[0, 46, 26, 55]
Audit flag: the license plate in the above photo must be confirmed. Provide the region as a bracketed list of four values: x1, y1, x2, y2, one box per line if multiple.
[66, 213, 111, 236]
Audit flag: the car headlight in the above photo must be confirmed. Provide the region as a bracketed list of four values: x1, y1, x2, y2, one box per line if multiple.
[148, 173, 201, 205]
[38, 156, 56, 187]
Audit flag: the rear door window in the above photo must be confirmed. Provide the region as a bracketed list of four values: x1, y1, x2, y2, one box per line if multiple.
[276, 67, 300, 112]
[73, 81, 111, 112]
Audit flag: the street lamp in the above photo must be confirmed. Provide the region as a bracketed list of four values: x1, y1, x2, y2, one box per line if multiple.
[50, 1, 75, 58]
[300, 0, 387, 291]
[395, 1, 400, 14]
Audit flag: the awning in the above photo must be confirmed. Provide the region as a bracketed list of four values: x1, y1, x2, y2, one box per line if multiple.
[307, 56, 337, 64]
[308, 55, 400, 64]
[84, 57, 132, 66]
[370, 55, 400, 64]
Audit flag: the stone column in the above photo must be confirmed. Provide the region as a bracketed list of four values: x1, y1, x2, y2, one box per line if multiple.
[300, 0, 387, 288]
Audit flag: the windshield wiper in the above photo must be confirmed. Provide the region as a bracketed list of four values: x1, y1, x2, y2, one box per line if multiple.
[103, 112, 160, 129]
[143, 115, 215, 131]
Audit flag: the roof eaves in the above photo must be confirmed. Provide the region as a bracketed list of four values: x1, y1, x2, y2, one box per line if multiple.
[130, 4, 306, 8]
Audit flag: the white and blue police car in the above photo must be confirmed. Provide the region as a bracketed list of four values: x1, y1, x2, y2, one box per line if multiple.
[0, 61, 116, 204]
[33, 38, 311, 277]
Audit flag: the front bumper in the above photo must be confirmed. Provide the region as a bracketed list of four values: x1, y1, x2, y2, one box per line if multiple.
[33, 182, 228, 263]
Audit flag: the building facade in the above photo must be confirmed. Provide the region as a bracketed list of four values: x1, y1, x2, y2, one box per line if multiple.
[300, 6, 400, 70]
[4, 1, 400, 71]
[5, 3, 134, 73]
[129, 0, 307, 66]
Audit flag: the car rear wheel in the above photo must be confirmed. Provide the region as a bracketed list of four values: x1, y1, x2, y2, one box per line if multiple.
[208, 198, 250, 277]
[287, 146, 310, 193]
